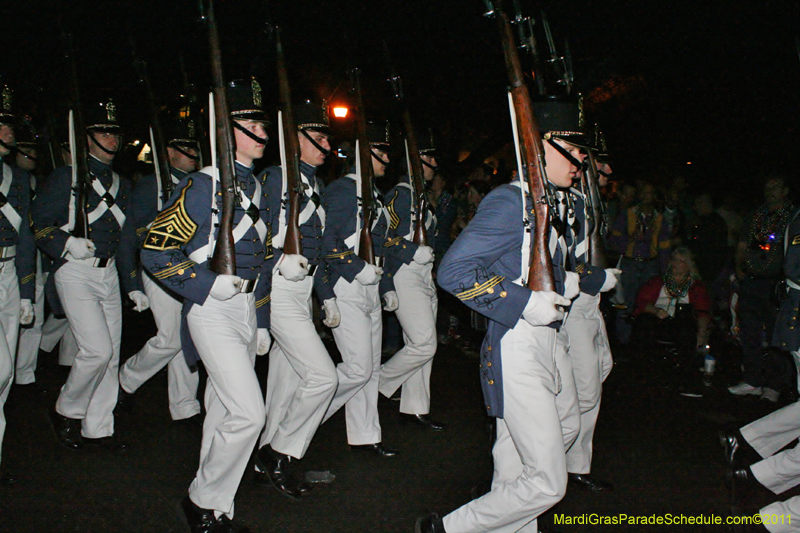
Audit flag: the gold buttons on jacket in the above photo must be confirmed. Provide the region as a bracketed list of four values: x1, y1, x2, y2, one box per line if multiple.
[488, 380, 494, 385]
[190, 273, 196, 278]
[177, 269, 184, 275]
[500, 291, 507, 297]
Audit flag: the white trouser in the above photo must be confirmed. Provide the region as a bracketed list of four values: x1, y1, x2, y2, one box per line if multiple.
[15, 254, 45, 384]
[40, 314, 79, 367]
[119, 273, 200, 420]
[323, 277, 383, 445]
[741, 399, 800, 459]
[761, 498, 800, 533]
[563, 292, 613, 473]
[752, 442, 800, 495]
[0, 262, 20, 467]
[379, 261, 438, 415]
[261, 274, 337, 459]
[54, 261, 121, 439]
[186, 292, 265, 517]
[443, 323, 566, 533]
[554, 328, 580, 453]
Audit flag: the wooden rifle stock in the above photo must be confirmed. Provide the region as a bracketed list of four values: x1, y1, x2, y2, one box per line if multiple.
[130, 35, 173, 200]
[274, 28, 303, 256]
[492, 1, 556, 292]
[63, 31, 90, 240]
[383, 43, 428, 247]
[584, 151, 607, 268]
[204, 0, 237, 275]
[349, 69, 376, 264]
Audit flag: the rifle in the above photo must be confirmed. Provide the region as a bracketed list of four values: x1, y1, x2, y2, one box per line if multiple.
[201, 0, 237, 275]
[348, 67, 375, 265]
[510, 0, 546, 96]
[179, 51, 211, 167]
[485, 0, 556, 292]
[129, 33, 173, 201]
[62, 29, 90, 240]
[583, 149, 607, 268]
[273, 25, 304, 256]
[540, 11, 573, 95]
[383, 42, 428, 247]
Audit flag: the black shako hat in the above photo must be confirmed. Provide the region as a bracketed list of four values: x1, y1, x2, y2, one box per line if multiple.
[366, 120, 390, 151]
[85, 97, 122, 133]
[163, 114, 199, 148]
[0, 84, 14, 127]
[228, 78, 269, 124]
[532, 95, 587, 148]
[414, 129, 437, 156]
[15, 115, 38, 148]
[294, 100, 330, 134]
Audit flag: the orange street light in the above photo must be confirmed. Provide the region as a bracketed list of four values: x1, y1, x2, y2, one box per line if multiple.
[332, 106, 348, 118]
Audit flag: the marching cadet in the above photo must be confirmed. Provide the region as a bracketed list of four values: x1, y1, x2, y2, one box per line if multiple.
[116, 115, 202, 423]
[140, 79, 272, 532]
[254, 100, 337, 500]
[14, 117, 46, 387]
[379, 130, 443, 431]
[417, 100, 579, 533]
[33, 98, 133, 452]
[562, 125, 620, 493]
[0, 86, 36, 486]
[319, 121, 405, 457]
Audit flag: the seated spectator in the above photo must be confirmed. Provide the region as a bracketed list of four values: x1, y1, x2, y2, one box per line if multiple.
[632, 247, 712, 364]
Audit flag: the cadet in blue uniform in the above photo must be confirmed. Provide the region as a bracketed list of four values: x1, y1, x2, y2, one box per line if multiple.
[417, 100, 580, 533]
[379, 131, 442, 430]
[254, 101, 337, 500]
[33, 98, 132, 452]
[720, 207, 800, 532]
[319, 121, 407, 457]
[141, 79, 272, 532]
[116, 115, 202, 423]
[560, 127, 620, 493]
[13, 117, 45, 387]
[0, 86, 36, 486]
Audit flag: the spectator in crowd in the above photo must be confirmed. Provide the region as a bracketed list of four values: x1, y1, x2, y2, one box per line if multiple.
[687, 192, 730, 285]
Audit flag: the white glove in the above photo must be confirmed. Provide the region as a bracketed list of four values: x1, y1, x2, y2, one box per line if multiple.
[128, 291, 150, 312]
[209, 274, 242, 301]
[19, 299, 34, 326]
[257, 328, 271, 355]
[564, 272, 580, 300]
[522, 291, 571, 327]
[322, 298, 341, 328]
[355, 263, 383, 286]
[413, 245, 434, 265]
[600, 268, 622, 293]
[278, 254, 310, 282]
[65, 236, 96, 260]
[382, 291, 399, 312]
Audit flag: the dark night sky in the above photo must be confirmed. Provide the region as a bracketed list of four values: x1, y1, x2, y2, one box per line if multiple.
[4, 0, 800, 197]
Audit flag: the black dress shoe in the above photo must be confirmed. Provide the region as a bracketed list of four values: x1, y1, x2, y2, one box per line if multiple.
[48, 410, 83, 450]
[83, 435, 129, 454]
[400, 413, 445, 431]
[350, 442, 399, 457]
[178, 495, 218, 533]
[568, 473, 614, 493]
[253, 447, 304, 501]
[726, 466, 765, 506]
[720, 428, 760, 469]
[415, 512, 446, 533]
[215, 515, 253, 532]
[114, 386, 134, 416]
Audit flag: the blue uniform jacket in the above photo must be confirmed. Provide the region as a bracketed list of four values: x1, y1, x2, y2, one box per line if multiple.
[773, 207, 800, 352]
[32, 155, 132, 291]
[437, 182, 566, 418]
[322, 172, 416, 296]
[117, 168, 188, 294]
[261, 161, 331, 301]
[566, 190, 609, 296]
[140, 162, 272, 368]
[0, 159, 35, 300]
[383, 174, 436, 285]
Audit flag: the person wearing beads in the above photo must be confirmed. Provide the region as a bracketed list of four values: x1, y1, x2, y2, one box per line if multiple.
[116, 113, 203, 424]
[33, 97, 133, 453]
[140, 78, 272, 532]
[728, 176, 794, 403]
[0, 86, 36, 486]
